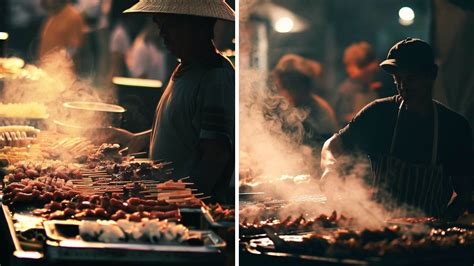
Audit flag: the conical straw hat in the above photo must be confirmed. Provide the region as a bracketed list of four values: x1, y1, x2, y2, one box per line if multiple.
[124, 0, 235, 21]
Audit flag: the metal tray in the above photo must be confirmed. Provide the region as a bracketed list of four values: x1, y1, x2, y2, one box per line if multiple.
[0, 198, 44, 260]
[242, 233, 474, 266]
[241, 240, 368, 266]
[43, 220, 226, 262]
[0, 117, 48, 129]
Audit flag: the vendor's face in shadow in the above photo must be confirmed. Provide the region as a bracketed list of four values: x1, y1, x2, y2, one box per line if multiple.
[152, 14, 193, 58]
[393, 71, 434, 107]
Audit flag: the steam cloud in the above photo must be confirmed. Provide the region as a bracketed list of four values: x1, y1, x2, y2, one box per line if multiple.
[1, 50, 118, 135]
[239, 67, 421, 229]
[240, 68, 318, 178]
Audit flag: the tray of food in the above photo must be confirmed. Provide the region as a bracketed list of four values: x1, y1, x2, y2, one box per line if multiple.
[0, 195, 45, 260]
[241, 220, 474, 266]
[0, 126, 41, 149]
[43, 219, 226, 262]
[0, 103, 49, 129]
[240, 211, 352, 240]
[202, 204, 235, 228]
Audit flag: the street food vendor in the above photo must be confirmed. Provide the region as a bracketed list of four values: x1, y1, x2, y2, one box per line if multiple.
[103, 0, 235, 203]
[321, 38, 473, 220]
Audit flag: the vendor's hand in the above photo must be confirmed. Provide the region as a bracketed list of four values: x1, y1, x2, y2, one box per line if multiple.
[86, 127, 134, 146]
[320, 167, 339, 191]
[320, 134, 344, 191]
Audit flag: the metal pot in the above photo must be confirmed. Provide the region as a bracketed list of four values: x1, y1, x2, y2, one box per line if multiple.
[61, 101, 126, 128]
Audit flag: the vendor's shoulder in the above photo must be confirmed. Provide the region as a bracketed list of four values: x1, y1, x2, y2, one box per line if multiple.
[435, 100, 471, 130]
[202, 54, 234, 71]
[199, 55, 233, 79]
[359, 95, 400, 113]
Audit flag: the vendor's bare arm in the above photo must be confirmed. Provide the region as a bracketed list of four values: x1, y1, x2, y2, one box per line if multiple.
[128, 129, 151, 154]
[320, 134, 345, 184]
[99, 127, 151, 154]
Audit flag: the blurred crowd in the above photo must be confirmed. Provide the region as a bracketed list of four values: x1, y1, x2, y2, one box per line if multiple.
[270, 41, 395, 161]
[3, 0, 233, 87]
[2, 0, 234, 133]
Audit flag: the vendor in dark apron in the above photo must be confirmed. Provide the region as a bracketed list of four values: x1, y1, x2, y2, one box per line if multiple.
[320, 38, 473, 220]
[370, 100, 451, 217]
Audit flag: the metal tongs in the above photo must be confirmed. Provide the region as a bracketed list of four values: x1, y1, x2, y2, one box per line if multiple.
[262, 225, 286, 248]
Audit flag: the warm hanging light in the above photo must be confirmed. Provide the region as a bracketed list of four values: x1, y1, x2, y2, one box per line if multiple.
[398, 7, 415, 26]
[0, 32, 9, 40]
[274, 17, 294, 33]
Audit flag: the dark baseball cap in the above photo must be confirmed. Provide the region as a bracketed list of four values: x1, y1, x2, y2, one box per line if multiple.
[380, 38, 436, 74]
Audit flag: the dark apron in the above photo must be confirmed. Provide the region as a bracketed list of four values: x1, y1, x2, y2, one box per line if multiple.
[370, 100, 452, 217]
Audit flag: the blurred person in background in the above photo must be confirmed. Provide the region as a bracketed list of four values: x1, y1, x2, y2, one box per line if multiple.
[38, 0, 85, 63]
[6, 0, 46, 61]
[108, 0, 145, 81]
[321, 38, 472, 220]
[335, 42, 393, 124]
[101, 0, 235, 203]
[126, 20, 168, 81]
[271, 54, 338, 156]
[74, 0, 111, 83]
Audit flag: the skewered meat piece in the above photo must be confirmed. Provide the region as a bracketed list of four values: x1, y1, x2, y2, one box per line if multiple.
[5, 161, 82, 184]
[253, 222, 474, 260]
[1, 175, 78, 205]
[87, 161, 171, 182]
[86, 143, 123, 166]
[34, 196, 180, 221]
[207, 203, 235, 222]
[240, 211, 352, 236]
[0, 126, 40, 148]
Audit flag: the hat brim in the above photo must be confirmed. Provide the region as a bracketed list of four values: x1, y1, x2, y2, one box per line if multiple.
[123, 1, 235, 22]
[380, 59, 437, 75]
[379, 59, 399, 74]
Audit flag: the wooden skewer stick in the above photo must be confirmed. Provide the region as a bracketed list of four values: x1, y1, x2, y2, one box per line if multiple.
[80, 169, 107, 173]
[82, 174, 110, 178]
[140, 180, 162, 183]
[127, 151, 148, 157]
[197, 196, 211, 200]
[71, 180, 92, 184]
[89, 175, 111, 178]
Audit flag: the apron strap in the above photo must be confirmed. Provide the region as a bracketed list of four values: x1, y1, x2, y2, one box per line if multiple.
[389, 101, 404, 154]
[431, 101, 439, 166]
[390, 100, 439, 166]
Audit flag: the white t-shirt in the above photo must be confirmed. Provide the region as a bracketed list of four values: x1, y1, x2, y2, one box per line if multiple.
[149, 54, 235, 195]
[126, 33, 167, 81]
[109, 24, 130, 54]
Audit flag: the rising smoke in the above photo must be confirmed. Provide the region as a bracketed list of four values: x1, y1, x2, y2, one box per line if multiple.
[239, 67, 421, 229]
[240, 68, 318, 179]
[1, 50, 118, 135]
